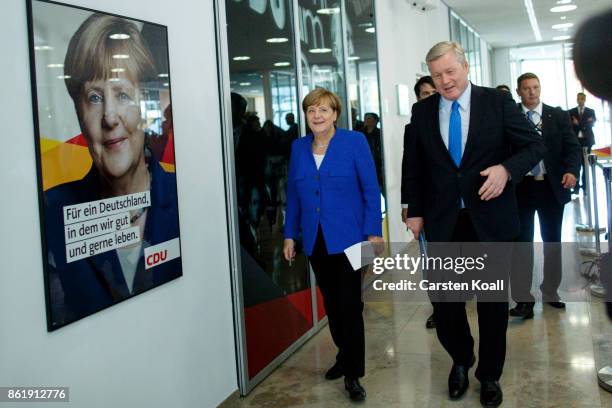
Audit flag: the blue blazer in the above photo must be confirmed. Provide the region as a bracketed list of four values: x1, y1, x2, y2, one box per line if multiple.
[285, 128, 382, 256]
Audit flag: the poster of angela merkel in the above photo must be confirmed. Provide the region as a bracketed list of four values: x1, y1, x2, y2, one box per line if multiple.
[26, 0, 183, 330]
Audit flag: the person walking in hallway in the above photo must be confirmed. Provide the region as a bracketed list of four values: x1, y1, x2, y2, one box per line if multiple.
[283, 88, 383, 402]
[569, 92, 597, 195]
[509, 73, 581, 318]
[404, 42, 545, 407]
[401, 75, 437, 329]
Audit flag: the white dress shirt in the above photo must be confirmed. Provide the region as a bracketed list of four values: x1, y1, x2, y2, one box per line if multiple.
[439, 81, 471, 155]
[521, 102, 547, 175]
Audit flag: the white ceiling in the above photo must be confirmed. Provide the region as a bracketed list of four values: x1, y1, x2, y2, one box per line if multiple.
[443, 0, 612, 48]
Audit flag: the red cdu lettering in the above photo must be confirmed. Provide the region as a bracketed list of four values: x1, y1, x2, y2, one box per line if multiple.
[146, 250, 168, 267]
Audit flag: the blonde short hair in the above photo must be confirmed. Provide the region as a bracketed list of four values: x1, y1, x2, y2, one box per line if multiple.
[426, 41, 467, 65]
[302, 87, 342, 118]
[64, 14, 157, 104]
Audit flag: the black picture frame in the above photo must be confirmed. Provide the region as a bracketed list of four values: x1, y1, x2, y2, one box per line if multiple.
[26, 0, 183, 331]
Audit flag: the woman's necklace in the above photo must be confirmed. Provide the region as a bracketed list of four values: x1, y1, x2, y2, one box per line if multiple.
[130, 167, 152, 224]
[130, 208, 147, 223]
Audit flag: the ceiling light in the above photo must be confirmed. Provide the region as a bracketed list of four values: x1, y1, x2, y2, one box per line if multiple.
[163, 83, 169, 87]
[56, 75, 70, 79]
[556, 0, 572, 4]
[34, 45, 53, 51]
[109, 33, 130, 40]
[553, 35, 571, 41]
[109, 78, 120, 82]
[317, 8, 340, 15]
[365, 27, 375, 33]
[309, 48, 331, 53]
[239, 82, 251, 86]
[274, 62, 291, 67]
[551, 5, 577, 12]
[112, 54, 130, 59]
[524, 0, 542, 42]
[158, 73, 169, 78]
[233, 56, 251, 61]
[315, 69, 332, 73]
[560, 16, 567, 20]
[348, 56, 360, 61]
[111, 68, 125, 73]
[552, 22, 574, 29]
[266, 37, 289, 43]
[47, 63, 64, 68]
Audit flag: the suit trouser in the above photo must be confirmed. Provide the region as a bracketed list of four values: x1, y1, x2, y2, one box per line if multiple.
[309, 226, 365, 378]
[432, 210, 509, 381]
[511, 176, 564, 303]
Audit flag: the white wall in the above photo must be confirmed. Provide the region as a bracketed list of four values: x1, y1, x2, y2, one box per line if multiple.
[480, 38, 492, 87]
[0, 1, 237, 407]
[376, 0, 450, 244]
[492, 47, 512, 92]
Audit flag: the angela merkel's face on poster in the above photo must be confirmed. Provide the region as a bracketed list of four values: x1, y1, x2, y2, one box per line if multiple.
[78, 76, 145, 181]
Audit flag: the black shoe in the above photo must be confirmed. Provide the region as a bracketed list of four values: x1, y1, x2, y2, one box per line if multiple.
[425, 313, 436, 329]
[344, 377, 366, 402]
[547, 301, 566, 309]
[509, 302, 534, 319]
[448, 355, 475, 399]
[480, 380, 503, 407]
[325, 361, 344, 380]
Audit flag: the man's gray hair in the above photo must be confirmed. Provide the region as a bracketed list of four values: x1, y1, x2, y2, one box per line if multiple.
[426, 41, 468, 65]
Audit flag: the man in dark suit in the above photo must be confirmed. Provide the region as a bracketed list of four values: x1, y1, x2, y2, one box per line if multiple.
[509, 73, 581, 318]
[569, 92, 597, 195]
[405, 42, 545, 407]
[401, 75, 437, 329]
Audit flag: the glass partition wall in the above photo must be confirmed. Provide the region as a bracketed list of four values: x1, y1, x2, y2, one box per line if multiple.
[216, 0, 384, 394]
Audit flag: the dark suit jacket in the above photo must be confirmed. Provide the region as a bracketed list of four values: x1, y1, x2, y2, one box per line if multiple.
[401, 123, 411, 205]
[518, 103, 581, 205]
[405, 85, 545, 242]
[44, 160, 182, 327]
[569, 106, 596, 147]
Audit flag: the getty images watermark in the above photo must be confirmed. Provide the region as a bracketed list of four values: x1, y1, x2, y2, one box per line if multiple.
[370, 252, 505, 292]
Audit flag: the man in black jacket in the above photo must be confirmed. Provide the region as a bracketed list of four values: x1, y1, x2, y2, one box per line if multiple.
[401, 75, 437, 329]
[569, 92, 597, 195]
[509, 73, 581, 318]
[405, 42, 545, 407]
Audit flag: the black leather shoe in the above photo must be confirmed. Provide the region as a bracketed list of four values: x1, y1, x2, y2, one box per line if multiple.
[480, 380, 503, 407]
[325, 361, 344, 380]
[448, 355, 475, 399]
[547, 301, 566, 309]
[344, 377, 366, 402]
[425, 313, 436, 329]
[509, 302, 534, 319]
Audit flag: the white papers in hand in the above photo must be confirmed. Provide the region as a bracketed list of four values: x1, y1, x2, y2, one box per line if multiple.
[344, 241, 376, 271]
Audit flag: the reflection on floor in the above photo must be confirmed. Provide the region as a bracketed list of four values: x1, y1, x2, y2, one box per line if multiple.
[228, 193, 612, 408]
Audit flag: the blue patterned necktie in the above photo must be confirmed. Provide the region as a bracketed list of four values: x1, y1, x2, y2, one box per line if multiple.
[527, 110, 541, 176]
[449, 101, 462, 167]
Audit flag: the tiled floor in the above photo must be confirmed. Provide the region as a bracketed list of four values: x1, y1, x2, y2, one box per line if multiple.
[228, 194, 612, 408]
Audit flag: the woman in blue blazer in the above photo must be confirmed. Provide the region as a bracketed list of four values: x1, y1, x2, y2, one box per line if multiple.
[283, 88, 383, 401]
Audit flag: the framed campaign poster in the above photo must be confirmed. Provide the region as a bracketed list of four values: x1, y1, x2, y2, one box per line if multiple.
[26, 0, 182, 330]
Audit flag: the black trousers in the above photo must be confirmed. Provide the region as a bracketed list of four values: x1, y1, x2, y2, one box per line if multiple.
[432, 211, 509, 382]
[511, 176, 565, 302]
[309, 226, 365, 378]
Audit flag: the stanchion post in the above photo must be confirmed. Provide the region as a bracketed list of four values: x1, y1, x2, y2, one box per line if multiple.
[604, 166, 612, 253]
[589, 154, 602, 254]
[584, 147, 593, 227]
[576, 147, 595, 232]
